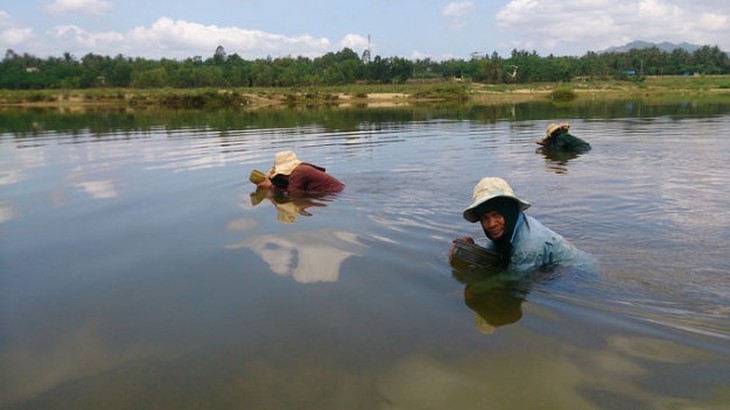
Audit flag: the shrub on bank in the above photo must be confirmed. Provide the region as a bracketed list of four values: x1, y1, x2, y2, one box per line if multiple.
[411, 83, 470, 101]
[550, 87, 576, 102]
[158, 90, 248, 109]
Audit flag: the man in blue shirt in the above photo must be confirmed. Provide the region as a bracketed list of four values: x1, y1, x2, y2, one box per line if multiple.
[451, 177, 585, 273]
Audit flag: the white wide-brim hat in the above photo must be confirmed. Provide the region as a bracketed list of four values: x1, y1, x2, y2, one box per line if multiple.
[462, 177, 531, 223]
[273, 151, 303, 176]
[546, 122, 570, 137]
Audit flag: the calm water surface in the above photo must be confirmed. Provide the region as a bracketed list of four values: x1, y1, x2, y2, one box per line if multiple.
[2, 101, 730, 409]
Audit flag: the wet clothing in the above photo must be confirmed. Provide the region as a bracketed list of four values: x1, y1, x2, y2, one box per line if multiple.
[482, 212, 584, 273]
[284, 163, 344, 195]
[538, 131, 591, 153]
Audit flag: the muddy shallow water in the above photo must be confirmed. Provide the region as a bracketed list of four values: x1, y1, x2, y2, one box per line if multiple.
[2, 101, 729, 409]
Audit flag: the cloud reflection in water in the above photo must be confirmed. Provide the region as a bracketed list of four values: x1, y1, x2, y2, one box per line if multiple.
[226, 229, 364, 284]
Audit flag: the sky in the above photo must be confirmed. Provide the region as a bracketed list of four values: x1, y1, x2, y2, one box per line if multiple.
[1, 0, 729, 61]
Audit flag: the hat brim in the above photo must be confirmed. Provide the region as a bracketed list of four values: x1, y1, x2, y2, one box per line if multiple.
[463, 195, 530, 223]
[272, 152, 302, 177]
[547, 123, 570, 137]
[273, 161, 301, 177]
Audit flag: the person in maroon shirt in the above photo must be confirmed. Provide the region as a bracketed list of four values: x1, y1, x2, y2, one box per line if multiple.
[256, 151, 344, 195]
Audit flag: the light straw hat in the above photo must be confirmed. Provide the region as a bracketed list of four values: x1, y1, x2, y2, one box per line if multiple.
[546, 122, 570, 137]
[462, 177, 531, 223]
[273, 151, 303, 176]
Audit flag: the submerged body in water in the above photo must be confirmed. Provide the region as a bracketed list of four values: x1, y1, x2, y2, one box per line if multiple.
[451, 177, 592, 274]
[449, 177, 596, 332]
[537, 122, 591, 153]
[254, 150, 345, 195]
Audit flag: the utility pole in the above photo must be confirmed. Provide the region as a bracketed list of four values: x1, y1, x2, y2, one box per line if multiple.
[361, 34, 372, 63]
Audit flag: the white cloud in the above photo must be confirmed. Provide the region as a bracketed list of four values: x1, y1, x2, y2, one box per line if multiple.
[497, 40, 536, 53]
[442, 1, 475, 17]
[339, 33, 369, 51]
[697, 12, 728, 31]
[409, 50, 431, 60]
[0, 11, 35, 46]
[43, 0, 112, 15]
[34, 17, 342, 59]
[125, 17, 332, 59]
[496, 0, 730, 53]
[0, 10, 12, 26]
[51, 25, 124, 50]
[442, 1, 475, 29]
[1, 27, 34, 45]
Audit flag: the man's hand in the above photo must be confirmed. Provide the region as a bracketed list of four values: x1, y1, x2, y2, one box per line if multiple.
[449, 237, 475, 262]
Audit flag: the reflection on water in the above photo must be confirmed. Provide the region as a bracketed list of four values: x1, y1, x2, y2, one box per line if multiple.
[226, 228, 364, 283]
[536, 146, 585, 174]
[452, 269, 529, 334]
[451, 262, 584, 334]
[0, 200, 14, 223]
[249, 189, 333, 224]
[2, 101, 730, 408]
[75, 179, 118, 199]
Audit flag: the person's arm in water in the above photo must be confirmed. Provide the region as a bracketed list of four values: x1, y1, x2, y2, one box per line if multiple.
[449, 236, 475, 263]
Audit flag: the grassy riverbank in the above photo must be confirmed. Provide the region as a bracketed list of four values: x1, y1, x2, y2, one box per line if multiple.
[1, 75, 729, 110]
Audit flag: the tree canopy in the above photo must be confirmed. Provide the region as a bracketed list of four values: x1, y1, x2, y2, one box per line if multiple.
[1, 45, 727, 90]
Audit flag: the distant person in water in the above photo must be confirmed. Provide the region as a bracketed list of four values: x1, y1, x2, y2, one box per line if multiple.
[536, 122, 591, 153]
[450, 177, 584, 273]
[254, 151, 344, 195]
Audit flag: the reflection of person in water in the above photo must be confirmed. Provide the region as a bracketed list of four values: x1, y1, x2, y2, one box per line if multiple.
[250, 189, 327, 224]
[539, 149, 581, 174]
[452, 268, 530, 334]
[449, 178, 596, 332]
[256, 151, 344, 195]
[249, 151, 343, 223]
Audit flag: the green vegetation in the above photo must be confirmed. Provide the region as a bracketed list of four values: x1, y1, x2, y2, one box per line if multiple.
[550, 88, 577, 102]
[2, 43, 729, 110]
[2, 44, 728, 92]
[154, 89, 249, 109]
[0, 82, 485, 109]
[410, 83, 470, 101]
[1, 75, 729, 110]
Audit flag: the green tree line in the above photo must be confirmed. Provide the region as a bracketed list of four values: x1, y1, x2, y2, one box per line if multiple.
[1, 44, 728, 90]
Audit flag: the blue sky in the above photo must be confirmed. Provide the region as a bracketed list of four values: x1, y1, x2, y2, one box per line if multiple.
[1, 0, 729, 60]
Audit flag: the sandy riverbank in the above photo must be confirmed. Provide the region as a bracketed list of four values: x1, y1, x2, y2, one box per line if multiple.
[1, 78, 728, 111]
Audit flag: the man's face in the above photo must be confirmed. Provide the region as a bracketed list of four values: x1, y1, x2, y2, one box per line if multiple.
[479, 210, 505, 240]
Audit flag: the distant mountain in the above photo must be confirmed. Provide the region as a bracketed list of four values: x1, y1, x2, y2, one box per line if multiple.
[602, 40, 702, 53]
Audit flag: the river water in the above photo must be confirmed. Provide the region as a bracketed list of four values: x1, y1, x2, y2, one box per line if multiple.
[2, 100, 729, 409]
